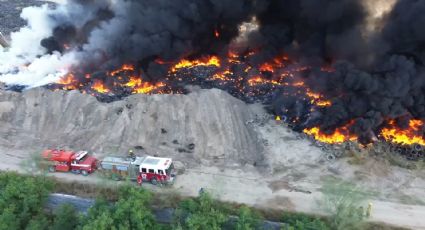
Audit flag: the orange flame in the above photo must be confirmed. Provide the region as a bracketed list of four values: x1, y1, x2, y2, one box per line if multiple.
[92, 80, 110, 93]
[125, 77, 165, 94]
[110, 64, 135, 76]
[303, 124, 358, 144]
[171, 56, 220, 72]
[381, 120, 425, 146]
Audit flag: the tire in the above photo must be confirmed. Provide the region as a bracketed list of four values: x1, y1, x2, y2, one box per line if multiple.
[151, 178, 158, 185]
[48, 166, 56, 172]
[414, 144, 423, 152]
[326, 153, 336, 161]
[81, 170, 89, 176]
[72, 169, 81, 174]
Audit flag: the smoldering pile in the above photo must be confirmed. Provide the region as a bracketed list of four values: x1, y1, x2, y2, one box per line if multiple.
[0, 0, 424, 159]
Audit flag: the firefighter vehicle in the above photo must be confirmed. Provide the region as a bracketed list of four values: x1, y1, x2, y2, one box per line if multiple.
[41, 149, 98, 176]
[99, 155, 176, 185]
[139, 156, 175, 185]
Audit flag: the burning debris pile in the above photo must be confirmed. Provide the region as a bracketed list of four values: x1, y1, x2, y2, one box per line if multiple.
[0, 0, 424, 160]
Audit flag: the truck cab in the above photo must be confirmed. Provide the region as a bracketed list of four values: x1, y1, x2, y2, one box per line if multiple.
[139, 156, 175, 185]
[70, 151, 98, 176]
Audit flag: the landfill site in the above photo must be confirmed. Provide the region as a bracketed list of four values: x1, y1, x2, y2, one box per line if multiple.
[1, 0, 425, 229]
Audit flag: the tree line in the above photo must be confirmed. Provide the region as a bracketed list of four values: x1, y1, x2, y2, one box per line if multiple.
[1, 172, 376, 230]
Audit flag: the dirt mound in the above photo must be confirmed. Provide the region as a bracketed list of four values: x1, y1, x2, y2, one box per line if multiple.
[0, 87, 264, 166]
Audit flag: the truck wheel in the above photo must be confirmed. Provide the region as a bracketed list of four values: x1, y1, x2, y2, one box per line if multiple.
[151, 178, 158, 185]
[81, 170, 89, 176]
[72, 169, 81, 174]
[48, 166, 56, 172]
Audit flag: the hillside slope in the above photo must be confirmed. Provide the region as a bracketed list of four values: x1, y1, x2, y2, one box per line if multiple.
[0, 87, 264, 166]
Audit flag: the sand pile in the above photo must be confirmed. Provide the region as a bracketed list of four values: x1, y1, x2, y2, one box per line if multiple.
[0, 87, 264, 166]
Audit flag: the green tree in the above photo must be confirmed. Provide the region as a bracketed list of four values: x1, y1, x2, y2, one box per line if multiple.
[235, 205, 261, 230]
[81, 211, 114, 230]
[79, 198, 113, 230]
[0, 206, 20, 230]
[51, 204, 78, 230]
[26, 215, 50, 230]
[79, 186, 157, 230]
[174, 192, 228, 230]
[113, 186, 157, 229]
[0, 172, 53, 229]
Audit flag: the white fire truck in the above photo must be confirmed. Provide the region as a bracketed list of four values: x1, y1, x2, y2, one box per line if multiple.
[99, 155, 175, 185]
[139, 156, 175, 185]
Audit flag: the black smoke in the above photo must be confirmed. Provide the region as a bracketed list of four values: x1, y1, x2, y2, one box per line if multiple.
[39, 0, 425, 144]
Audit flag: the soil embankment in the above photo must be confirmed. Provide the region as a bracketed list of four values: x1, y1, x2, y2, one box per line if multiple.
[0, 87, 264, 166]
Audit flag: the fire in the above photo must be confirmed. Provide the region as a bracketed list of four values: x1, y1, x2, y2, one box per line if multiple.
[58, 74, 76, 85]
[259, 56, 287, 73]
[92, 80, 110, 94]
[125, 77, 165, 94]
[259, 63, 275, 72]
[110, 64, 135, 76]
[303, 124, 358, 144]
[171, 56, 220, 72]
[214, 29, 220, 38]
[50, 48, 425, 150]
[306, 90, 332, 107]
[57, 74, 78, 90]
[381, 119, 425, 146]
[247, 76, 281, 86]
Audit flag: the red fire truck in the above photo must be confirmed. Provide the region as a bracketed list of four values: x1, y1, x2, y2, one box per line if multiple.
[42, 149, 98, 176]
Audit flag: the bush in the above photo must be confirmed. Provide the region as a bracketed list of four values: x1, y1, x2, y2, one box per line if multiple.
[319, 178, 369, 230]
[51, 204, 78, 230]
[0, 172, 53, 229]
[282, 212, 330, 230]
[235, 205, 261, 230]
[174, 192, 228, 230]
[78, 186, 158, 230]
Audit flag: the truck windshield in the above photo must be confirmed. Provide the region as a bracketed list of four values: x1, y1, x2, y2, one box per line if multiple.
[78, 154, 87, 162]
[165, 163, 174, 176]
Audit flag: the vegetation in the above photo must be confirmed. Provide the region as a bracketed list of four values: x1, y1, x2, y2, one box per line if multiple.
[281, 212, 330, 230]
[318, 177, 370, 230]
[0, 172, 53, 230]
[0, 172, 406, 230]
[174, 192, 228, 229]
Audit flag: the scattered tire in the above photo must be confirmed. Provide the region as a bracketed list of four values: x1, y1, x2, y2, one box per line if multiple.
[326, 153, 336, 161]
[414, 144, 423, 152]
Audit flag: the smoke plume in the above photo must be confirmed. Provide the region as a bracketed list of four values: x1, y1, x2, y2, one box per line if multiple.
[0, 0, 424, 145]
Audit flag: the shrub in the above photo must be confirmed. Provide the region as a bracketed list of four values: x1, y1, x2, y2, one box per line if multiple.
[0, 172, 53, 229]
[174, 192, 228, 230]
